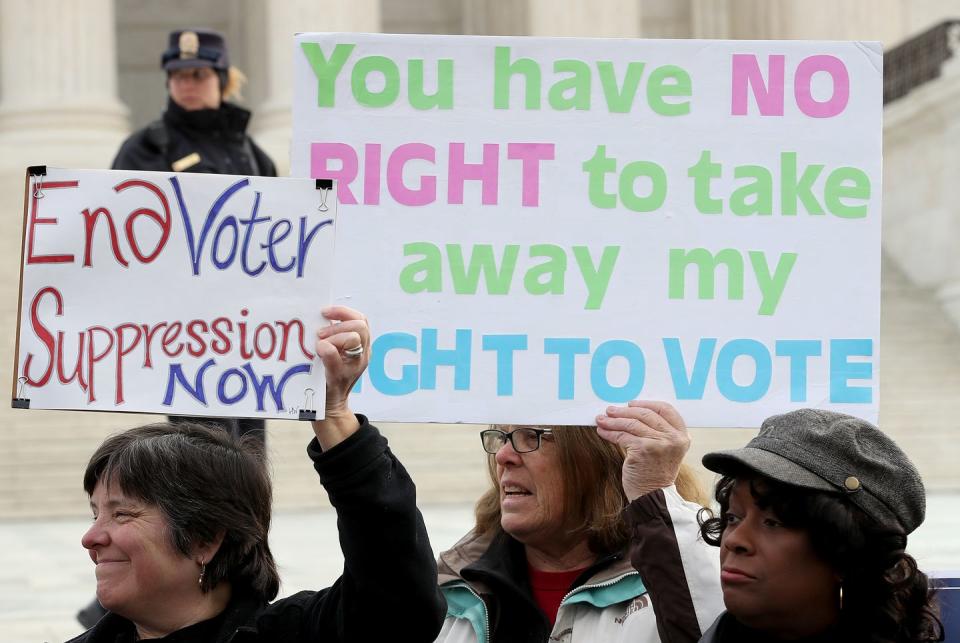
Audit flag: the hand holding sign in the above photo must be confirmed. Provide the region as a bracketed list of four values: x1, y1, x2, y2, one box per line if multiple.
[311, 305, 371, 450]
[596, 400, 691, 502]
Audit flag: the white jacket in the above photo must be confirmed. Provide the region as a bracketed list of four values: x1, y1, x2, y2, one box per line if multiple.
[435, 486, 724, 643]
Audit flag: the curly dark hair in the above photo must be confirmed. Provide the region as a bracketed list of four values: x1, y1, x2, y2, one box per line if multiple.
[699, 473, 943, 643]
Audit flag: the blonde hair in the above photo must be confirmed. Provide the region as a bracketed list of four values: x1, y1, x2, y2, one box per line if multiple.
[222, 66, 247, 101]
[474, 425, 708, 554]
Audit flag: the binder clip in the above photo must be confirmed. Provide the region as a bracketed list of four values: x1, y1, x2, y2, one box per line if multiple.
[316, 179, 332, 212]
[12, 377, 30, 409]
[29, 165, 47, 199]
[298, 388, 317, 421]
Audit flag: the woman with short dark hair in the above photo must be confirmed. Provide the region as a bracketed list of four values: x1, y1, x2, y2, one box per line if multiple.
[69, 306, 446, 643]
[694, 409, 943, 643]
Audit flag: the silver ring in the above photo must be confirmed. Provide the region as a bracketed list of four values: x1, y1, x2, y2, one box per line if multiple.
[343, 345, 364, 359]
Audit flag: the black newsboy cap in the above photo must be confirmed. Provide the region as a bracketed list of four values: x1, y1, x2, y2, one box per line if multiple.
[702, 409, 925, 534]
[162, 28, 229, 71]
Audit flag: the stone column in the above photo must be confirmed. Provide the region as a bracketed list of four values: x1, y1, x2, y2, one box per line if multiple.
[0, 0, 129, 170]
[526, 0, 641, 37]
[249, 0, 381, 176]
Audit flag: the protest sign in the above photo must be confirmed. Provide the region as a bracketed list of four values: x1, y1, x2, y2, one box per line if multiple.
[291, 33, 881, 427]
[13, 168, 336, 420]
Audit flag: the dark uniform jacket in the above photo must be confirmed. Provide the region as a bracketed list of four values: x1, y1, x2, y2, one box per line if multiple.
[66, 419, 446, 643]
[112, 99, 276, 177]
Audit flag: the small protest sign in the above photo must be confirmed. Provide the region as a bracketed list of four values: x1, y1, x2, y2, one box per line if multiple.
[13, 167, 336, 420]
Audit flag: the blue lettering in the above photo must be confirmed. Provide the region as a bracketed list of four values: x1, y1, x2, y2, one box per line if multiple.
[369, 332, 419, 396]
[163, 358, 216, 405]
[663, 337, 716, 400]
[830, 339, 872, 403]
[716, 339, 771, 402]
[482, 334, 527, 396]
[171, 176, 250, 276]
[421, 328, 472, 390]
[775, 339, 822, 402]
[242, 362, 311, 411]
[590, 340, 645, 402]
[544, 338, 590, 400]
[240, 191, 269, 276]
[217, 367, 249, 404]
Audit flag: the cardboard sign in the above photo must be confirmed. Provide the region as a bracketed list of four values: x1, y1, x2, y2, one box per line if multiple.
[13, 168, 337, 420]
[291, 34, 882, 427]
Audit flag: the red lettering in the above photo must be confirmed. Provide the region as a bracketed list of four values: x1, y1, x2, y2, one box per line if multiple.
[85, 326, 115, 403]
[161, 322, 184, 358]
[254, 324, 277, 360]
[82, 207, 129, 267]
[114, 179, 172, 263]
[210, 317, 233, 355]
[56, 331, 88, 390]
[186, 319, 209, 357]
[26, 181, 79, 264]
[22, 286, 62, 385]
[114, 323, 143, 404]
[141, 322, 168, 368]
[275, 319, 313, 361]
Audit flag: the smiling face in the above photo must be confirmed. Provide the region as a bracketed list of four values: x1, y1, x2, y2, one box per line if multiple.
[719, 479, 840, 638]
[82, 479, 203, 622]
[494, 427, 569, 550]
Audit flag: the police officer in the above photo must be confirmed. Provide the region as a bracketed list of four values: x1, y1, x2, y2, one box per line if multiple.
[112, 28, 276, 177]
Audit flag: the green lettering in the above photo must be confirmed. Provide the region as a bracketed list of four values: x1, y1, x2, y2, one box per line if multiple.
[647, 65, 691, 116]
[447, 244, 520, 295]
[548, 60, 591, 111]
[494, 47, 541, 110]
[573, 246, 621, 310]
[399, 242, 442, 293]
[351, 55, 400, 107]
[781, 152, 824, 215]
[582, 145, 618, 209]
[688, 150, 722, 215]
[597, 61, 645, 113]
[300, 43, 355, 107]
[524, 245, 567, 295]
[749, 251, 797, 315]
[824, 167, 870, 218]
[409, 59, 454, 110]
[619, 161, 667, 212]
[730, 165, 773, 216]
[668, 248, 744, 301]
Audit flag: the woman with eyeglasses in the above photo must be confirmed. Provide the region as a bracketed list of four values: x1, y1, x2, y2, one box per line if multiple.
[434, 400, 724, 643]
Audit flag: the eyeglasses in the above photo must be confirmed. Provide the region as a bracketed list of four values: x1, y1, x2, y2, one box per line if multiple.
[480, 428, 553, 454]
[169, 68, 216, 84]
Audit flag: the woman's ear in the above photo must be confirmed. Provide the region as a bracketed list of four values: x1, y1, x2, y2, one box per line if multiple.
[194, 530, 226, 563]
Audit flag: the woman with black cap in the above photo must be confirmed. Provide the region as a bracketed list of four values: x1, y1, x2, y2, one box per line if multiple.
[112, 28, 275, 177]
[688, 409, 942, 642]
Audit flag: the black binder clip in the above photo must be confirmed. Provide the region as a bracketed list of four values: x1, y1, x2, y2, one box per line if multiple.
[12, 377, 30, 409]
[315, 179, 332, 212]
[298, 388, 317, 421]
[29, 166, 47, 199]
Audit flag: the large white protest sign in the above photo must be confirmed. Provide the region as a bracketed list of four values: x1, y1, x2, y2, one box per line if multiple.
[13, 168, 336, 420]
[292, 33, 881, 427]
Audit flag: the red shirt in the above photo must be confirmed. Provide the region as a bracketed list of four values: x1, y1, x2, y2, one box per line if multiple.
[527, 563, 589, 625]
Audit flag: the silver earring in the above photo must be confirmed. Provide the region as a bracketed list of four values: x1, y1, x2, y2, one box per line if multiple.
[198, 559, 206, 586]
[839, 584, 843, 610]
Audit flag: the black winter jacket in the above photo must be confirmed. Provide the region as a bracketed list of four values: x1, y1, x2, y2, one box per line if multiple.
[112, 99, 276, 178]
[66, 418, 446, 643]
